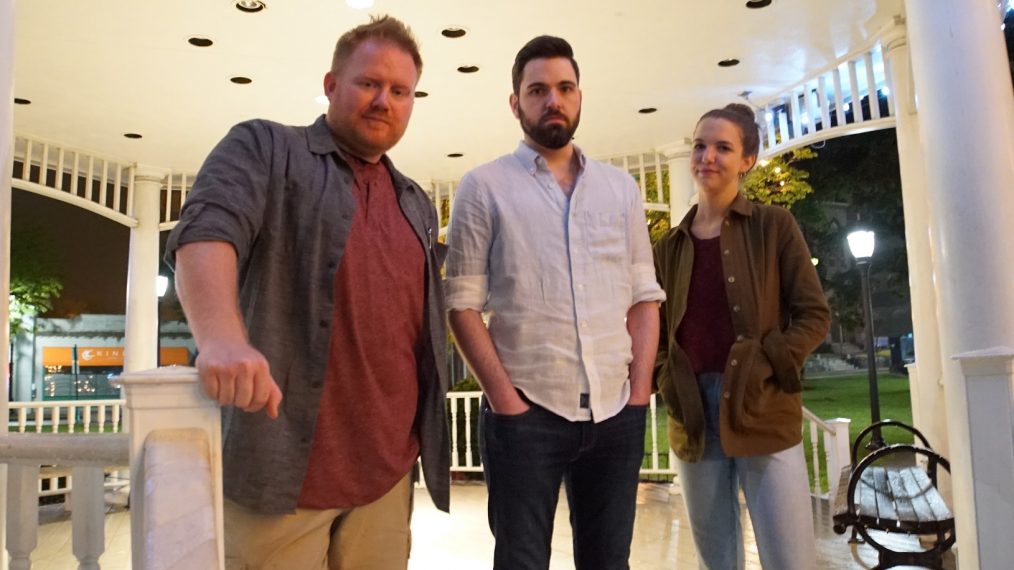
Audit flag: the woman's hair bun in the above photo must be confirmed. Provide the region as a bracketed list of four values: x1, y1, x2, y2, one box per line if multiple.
[723, 103, 756, 124]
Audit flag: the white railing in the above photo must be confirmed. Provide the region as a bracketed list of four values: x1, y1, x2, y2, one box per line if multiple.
[9, 399, 124, 434]
[801, 408, 851, 499]
[11, 134, 137, 227]
[756, 38, 895, 157]
[2, 369, 224, 569]
[158, 171, 195, 230]
[0, 433, 129, 570]
[447, 391, 679, 478]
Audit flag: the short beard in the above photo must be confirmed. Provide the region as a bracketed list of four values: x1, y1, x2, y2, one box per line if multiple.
[519, 107, 580, 150]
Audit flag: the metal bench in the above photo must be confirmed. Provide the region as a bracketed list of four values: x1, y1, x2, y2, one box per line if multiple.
[832, 420, 955, 570]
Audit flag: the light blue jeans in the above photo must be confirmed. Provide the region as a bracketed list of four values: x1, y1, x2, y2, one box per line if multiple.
[675, 373, 817, 570]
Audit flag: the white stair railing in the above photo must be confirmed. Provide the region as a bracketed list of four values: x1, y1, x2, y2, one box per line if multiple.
[801, 408, 851, 499]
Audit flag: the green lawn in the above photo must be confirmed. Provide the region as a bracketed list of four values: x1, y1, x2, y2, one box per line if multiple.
[642, 372, 915, 489]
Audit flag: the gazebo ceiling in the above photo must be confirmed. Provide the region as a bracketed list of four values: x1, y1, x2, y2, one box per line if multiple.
[12, 0, 901, 182]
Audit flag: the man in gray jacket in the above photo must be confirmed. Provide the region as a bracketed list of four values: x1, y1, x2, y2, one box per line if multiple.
[166, 15, 449, 570]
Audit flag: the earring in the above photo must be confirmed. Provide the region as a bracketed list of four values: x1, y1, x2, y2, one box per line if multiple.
[738, 171, 746, 180]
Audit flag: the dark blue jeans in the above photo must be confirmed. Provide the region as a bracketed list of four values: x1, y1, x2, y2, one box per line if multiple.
[479, 399, 647, 570]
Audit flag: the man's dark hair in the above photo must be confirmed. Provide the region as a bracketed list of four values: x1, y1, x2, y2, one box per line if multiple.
[331, 15, 422, 78]
[511, 35, 580, 95]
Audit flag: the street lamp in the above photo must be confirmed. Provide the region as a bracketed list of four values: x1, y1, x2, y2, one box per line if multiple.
[847, 229, 885, 449]
[157, 275, 169, 367]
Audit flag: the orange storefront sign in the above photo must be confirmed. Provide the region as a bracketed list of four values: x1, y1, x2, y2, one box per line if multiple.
[42, 346, 190, 367]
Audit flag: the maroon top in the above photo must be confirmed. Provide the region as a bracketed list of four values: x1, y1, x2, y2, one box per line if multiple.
[298, 153, 424, 508]
[676, 235, 737, 375]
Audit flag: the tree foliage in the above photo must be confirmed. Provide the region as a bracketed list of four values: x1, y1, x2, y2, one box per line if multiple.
[742, 147, 817, 210]
[8, 226, 64, 336]
[792, 130, 909, 332]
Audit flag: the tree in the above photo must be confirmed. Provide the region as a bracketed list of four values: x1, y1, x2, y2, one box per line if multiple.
[742, 147, 818, 209]
[8, 226, 64, 336]
[793, 129, 909, 333]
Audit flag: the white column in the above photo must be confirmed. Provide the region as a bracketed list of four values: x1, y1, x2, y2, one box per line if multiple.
[660, 141, 694, 225]
[881, 24, 950, 466]
[1, 0, 15, 566]
[952, 349, 1014, 570]
[904, 2, 1014, 567]
[123, 167, 166, 373]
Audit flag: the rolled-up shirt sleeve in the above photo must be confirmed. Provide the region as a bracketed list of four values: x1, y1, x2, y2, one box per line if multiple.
[165, 120, 272, 269]
[445, 172, 491, 312]
[625, 178, 666, 306]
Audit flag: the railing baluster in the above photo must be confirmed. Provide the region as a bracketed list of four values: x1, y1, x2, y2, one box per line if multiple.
[164, 172, 173, 224]
[17, 407, 27, 433]
[86, 155, 96, 201]
[56, 147, 66, 189]
[765, 105, 776, 149]
[114, 165, 124, 214]
[649, 394, 660, 471]
[99, 404, 108, 432]
[788, 89, 802, 140]
[864, 51, 881, 120]
[818, 75, 831, 131]
[71, 466, 107, 570]
[83, 403, 93, 433]
[802, 83, 816, 135]
[848, 59, 864, 123]
[68, 404, 77, 434]
[832, 67, 847, 127]
[112, 403, 121, 433]
[637, 154, 647, 203]
[71, 151, 81, 195]
[449, 396, 460, 469]
[34, 405, 43, 433]
[463, 395, 474, 468]
[99, 158, 109, 207]
[809, 421, 821, 494]
[7, 464, 42, 570]
[41, 142, 51, 186]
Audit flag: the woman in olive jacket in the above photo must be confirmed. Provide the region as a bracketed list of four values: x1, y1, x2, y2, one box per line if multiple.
[653, 103, 830, 570]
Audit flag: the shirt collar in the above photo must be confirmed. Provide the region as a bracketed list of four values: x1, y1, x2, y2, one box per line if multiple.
[676, 192, 756, 236]
[512, 140, 587, 176]
[307, 115, 338, 155]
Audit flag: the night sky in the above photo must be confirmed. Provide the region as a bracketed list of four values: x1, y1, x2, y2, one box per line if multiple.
[12, 190, 134, 316]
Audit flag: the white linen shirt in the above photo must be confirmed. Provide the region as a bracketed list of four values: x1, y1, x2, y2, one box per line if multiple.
[445, 142, 665, 422]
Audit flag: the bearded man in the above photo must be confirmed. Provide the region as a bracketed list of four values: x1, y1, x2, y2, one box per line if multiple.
[444, 35, 664, 570]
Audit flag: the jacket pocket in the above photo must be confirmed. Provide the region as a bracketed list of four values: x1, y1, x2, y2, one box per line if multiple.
[762, 329, 802, 393]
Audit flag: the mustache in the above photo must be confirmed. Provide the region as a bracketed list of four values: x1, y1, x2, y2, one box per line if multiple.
[540, 111, 568, 123]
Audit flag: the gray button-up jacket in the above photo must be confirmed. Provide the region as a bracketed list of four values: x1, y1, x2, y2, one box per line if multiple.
[166, 116, 450, 513]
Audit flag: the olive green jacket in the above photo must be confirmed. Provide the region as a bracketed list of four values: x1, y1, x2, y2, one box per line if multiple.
[652, 194, 830, 461]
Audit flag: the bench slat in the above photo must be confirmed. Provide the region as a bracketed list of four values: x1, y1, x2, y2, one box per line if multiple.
[856, 469, 878, 520]
[888, 468, 918, 526]
[899, 466, 951, 524]
[871, 467, 898, 524]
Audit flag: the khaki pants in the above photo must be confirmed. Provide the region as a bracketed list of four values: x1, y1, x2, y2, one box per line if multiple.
[224, 472, 413, 570]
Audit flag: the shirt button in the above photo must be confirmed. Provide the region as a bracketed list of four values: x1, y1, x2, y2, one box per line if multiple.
[730, 359, 739, 367]
[319, 319, 329, 328]
[581, 321, 589, 328]
[723, 249, 730, 256]
[577, 284, 585, 291]
[732, 305, 741, 312]
[736, 334, 745, 341]
[724, 220, 731, 227]
[311, 381, 323, 389]
[727, 276, 736, 284]
[723, 391, 731, 399]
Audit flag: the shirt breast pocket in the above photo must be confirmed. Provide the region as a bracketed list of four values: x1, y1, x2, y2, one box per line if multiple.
[580, 211, 628, 263]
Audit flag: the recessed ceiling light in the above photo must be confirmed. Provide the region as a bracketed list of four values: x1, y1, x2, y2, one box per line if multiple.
[447, 153, 463, 158]
[441, 27, 467, 38]
[315, 95, 329, 105]
[346, 0, 374, 8]
[188, 37, 213, 47]
[745, 0, 773, 8]
[414, 91, 429, 98]
[457, 65, 479, 74]
[124, 133, 143, 139]
[14, 98, 31, 105]
[638, 107, 657, 114]
[235, 0, 266, 13]
[718, 58, 741, 67]
[231, 76, 253, 84]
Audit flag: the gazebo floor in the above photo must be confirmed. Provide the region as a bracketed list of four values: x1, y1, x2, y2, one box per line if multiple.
[29, 482, 956, 569]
